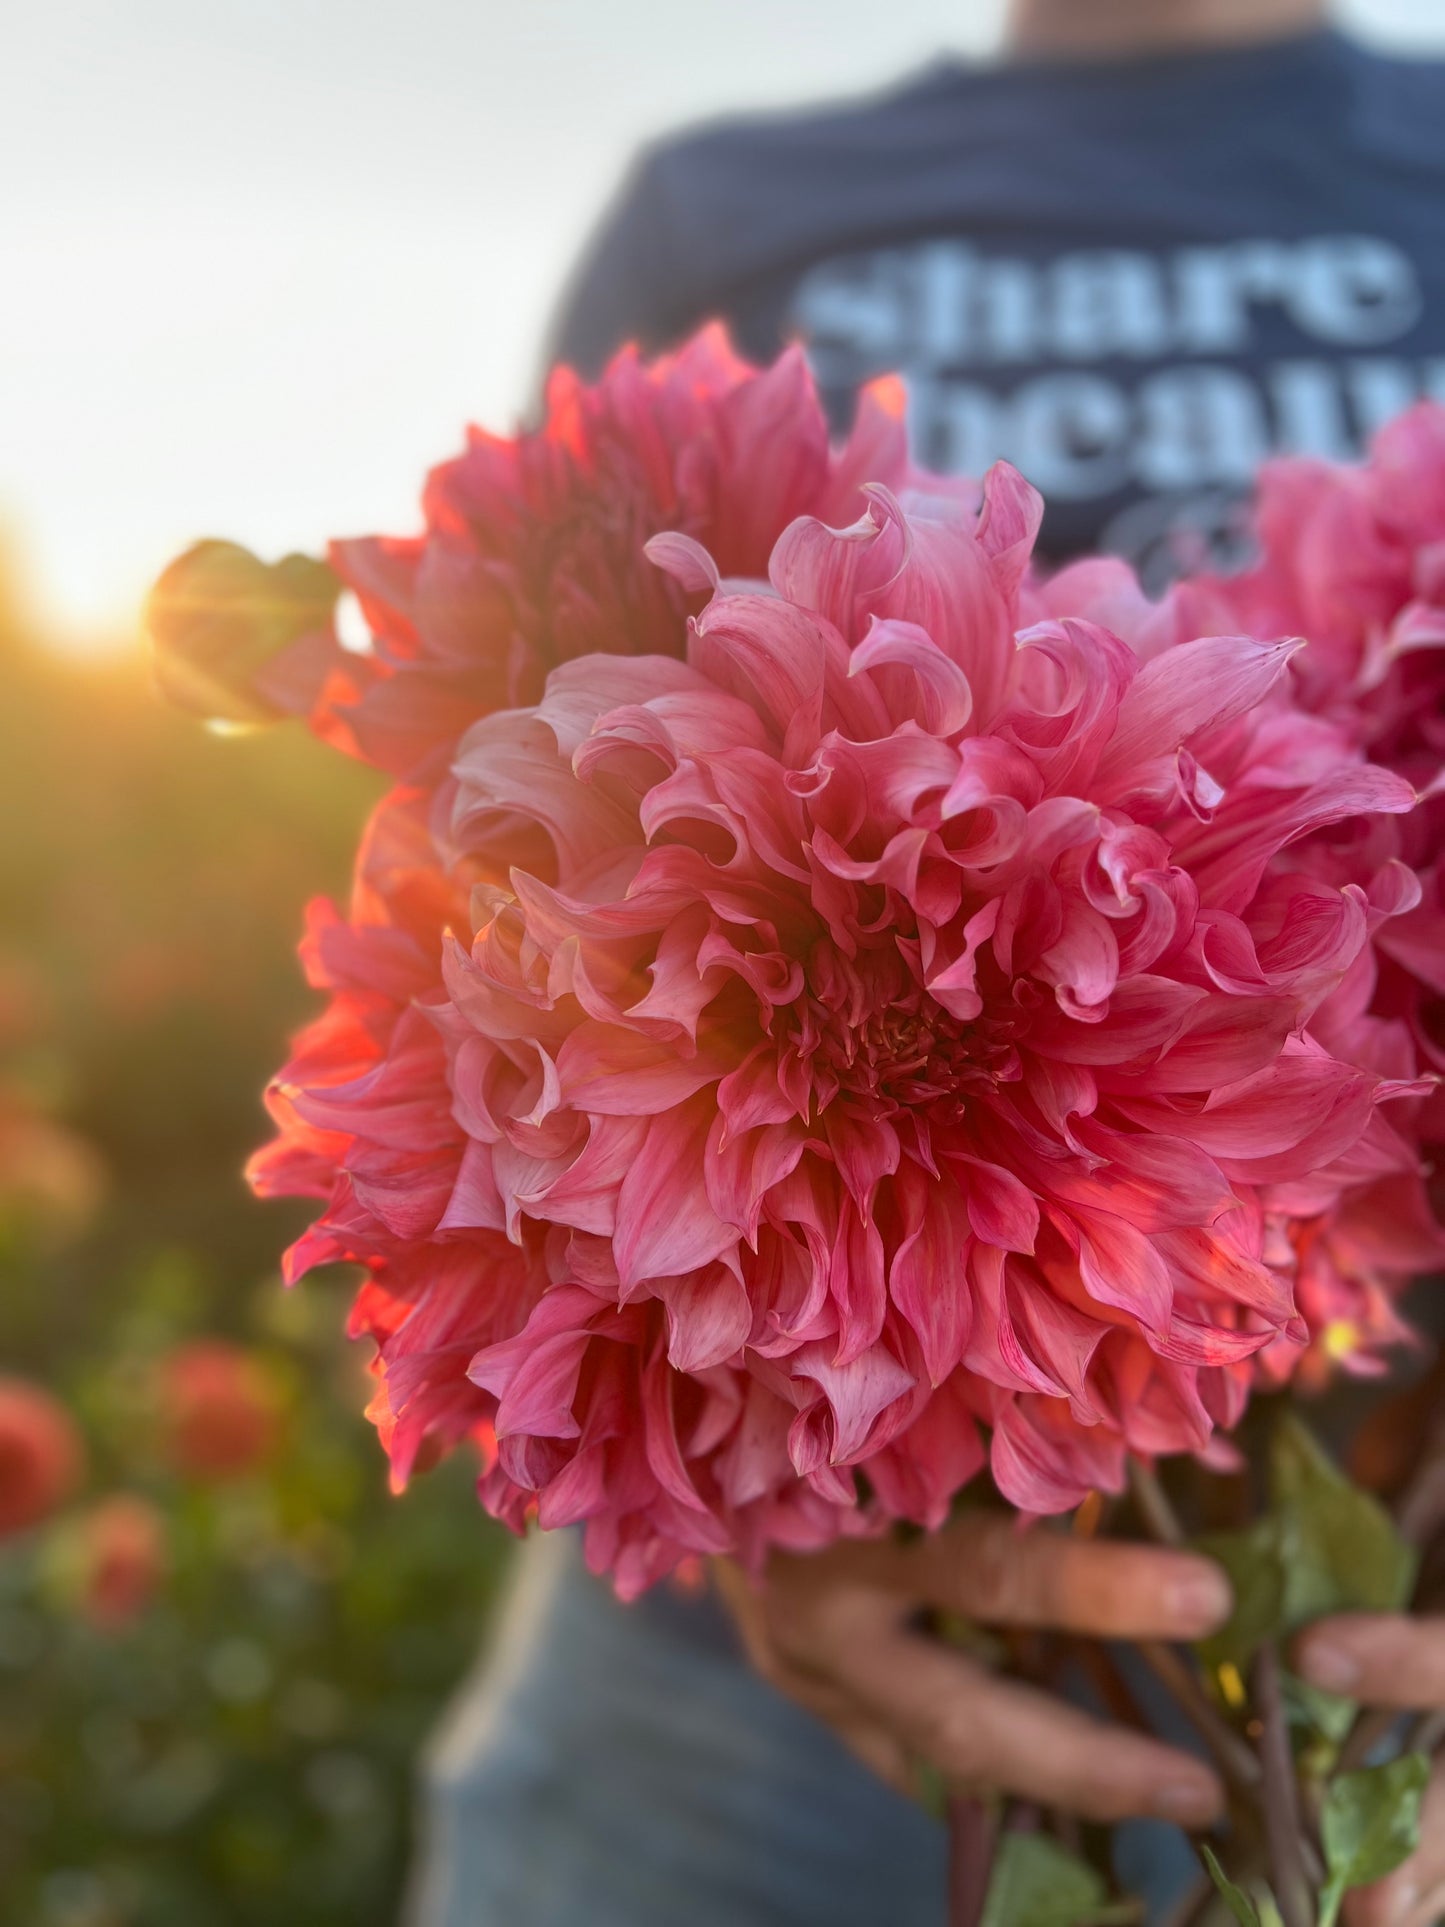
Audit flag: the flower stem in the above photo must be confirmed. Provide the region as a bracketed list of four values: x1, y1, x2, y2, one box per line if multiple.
[1253, 1644, 1315, 1927]
[1138, 1640, 1262, 1800]
[948, 1793, 997, 1927]
[1129, 1460, 1187, 1548]
[1394, 1403, 1445, 1549]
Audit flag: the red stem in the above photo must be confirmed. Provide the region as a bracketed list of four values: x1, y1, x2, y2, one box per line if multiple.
[948, 1793, 997, 1927]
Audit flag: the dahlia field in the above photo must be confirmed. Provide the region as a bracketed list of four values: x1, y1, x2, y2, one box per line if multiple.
[0, 608, 502, 1926]
[148, 332, 1445, 1923]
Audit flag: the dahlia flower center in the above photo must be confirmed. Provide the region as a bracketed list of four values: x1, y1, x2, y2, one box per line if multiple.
[783, 947, 999, 1119]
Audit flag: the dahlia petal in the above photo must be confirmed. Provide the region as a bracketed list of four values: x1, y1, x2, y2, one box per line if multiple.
[704, 1117, 808, 1246]
[954, 1156, 1040, 1253]
[850, 617, 975, 736]
[1188, 765, 1417, 913]
[653, 1265, 752, 1373]
[789, 1340, 915, 1466]
[1095, 634, 1299, 795]
[438, 1138, 507, 1232]
[1059, 1122, 1233, 1232]
[555, 1023, 731, 1115]
[990, 1398, 1123, 1515]
[487, 1329, 590, 1442]
[889, 1166, 975, 1384]
[862, 1373, 985, 1529]
[535, 1444, 610, 1528]
[1037, 901, 1120, 1020]
[640, 1360, 717, 1521]
[830, 1209, 889, 1367]
[1154, 1223, 1294, 1323]
[819, 375, 911, 520]
[1030, 975, 1206, 1067]
[963, 1246, 1070, 1398]
[1131, 994, 1298, 1093]
[613, 1104, 736, 1288]
[537, 654, 706, 757]
[642, 531, 720, 596]
[529, 1114, 650, 1237]
[1069, 1207, 1175, 1339]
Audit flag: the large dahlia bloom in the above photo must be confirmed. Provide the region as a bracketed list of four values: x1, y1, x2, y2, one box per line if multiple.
[255, 421, 1438, 1594]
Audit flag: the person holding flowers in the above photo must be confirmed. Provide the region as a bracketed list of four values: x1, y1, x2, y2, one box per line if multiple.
[148, 0, 1445, 1920]
[373, 4, 1445, 1924]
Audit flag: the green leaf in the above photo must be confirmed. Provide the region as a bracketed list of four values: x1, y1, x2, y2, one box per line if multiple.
[1270, 1415, 1416, 1629]
[1200, 1846, 1263, 1927]
[1194, 1520, 1288, 1674]
[1198, 1850, 1290, 1927]
[146, 541, 340, 726]
[913, 1760, 948, 1822]
[1318, 1753, 1430, 1927]
[1279, 1670, 1356, 1745]
[981, 1833, 1125, 1927]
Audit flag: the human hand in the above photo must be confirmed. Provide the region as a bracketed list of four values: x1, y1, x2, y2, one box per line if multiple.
[1295, 1616, 1445, 1926]
[713, 1510, 1230, 1827]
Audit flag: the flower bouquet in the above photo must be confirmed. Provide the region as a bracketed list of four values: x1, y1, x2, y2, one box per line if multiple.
[150, 331, 1445, 1925]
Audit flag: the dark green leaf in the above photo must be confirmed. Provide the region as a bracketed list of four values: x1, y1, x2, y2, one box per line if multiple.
[147, 542, 340, 725]
[981, 1833, 1119, 1927]
[1194, 1521, 1288, 1674]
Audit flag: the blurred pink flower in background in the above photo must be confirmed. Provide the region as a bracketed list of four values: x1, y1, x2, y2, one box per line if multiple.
[72, 1494, 167, 1632]
[157, 1338, 282, 1482]
[0, 1377, 84, 1537]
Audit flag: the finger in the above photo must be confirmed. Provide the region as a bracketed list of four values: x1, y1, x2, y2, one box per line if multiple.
[1295, 1615, 1445, 1707]
[825, 1509, 1232, 1642]
[1344, 1754, 1445, 1927]
[823, 1615, 1224, 1827]
[827, 1711, 914, 1798]
[711, 1557, 776, 1675]
[737, 1636, 915, 1798]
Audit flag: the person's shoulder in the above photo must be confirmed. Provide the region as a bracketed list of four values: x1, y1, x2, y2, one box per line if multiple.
[1344, 36, 1445, 173]
[637, 57, 993, 200]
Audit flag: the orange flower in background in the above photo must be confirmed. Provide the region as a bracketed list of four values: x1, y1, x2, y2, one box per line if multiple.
[74, 1495, 167, 1631]
[157, 1339, 281, 1481]
[0, 1377, 84, 1536]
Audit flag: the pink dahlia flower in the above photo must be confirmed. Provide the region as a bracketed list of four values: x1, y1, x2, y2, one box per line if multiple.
[255, 429, 1437, 1592]
[1196, 406, 1445, 1159]
[263, 328, 934, 783]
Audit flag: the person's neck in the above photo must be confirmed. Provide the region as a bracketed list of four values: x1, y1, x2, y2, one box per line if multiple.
[1005, 0, 1330, 61]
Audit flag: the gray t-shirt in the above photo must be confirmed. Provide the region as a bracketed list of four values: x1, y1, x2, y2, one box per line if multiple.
[551, 28, 1445, 586]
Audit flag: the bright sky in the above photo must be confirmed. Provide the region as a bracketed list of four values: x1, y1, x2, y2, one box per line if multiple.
[5, 0, 1444, 647]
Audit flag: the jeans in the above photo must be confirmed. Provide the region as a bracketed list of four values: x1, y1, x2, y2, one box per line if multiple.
[405, 1530, 1203, 1926]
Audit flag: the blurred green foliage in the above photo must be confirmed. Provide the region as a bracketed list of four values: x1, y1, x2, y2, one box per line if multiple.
[0, 570, 512, 1927]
